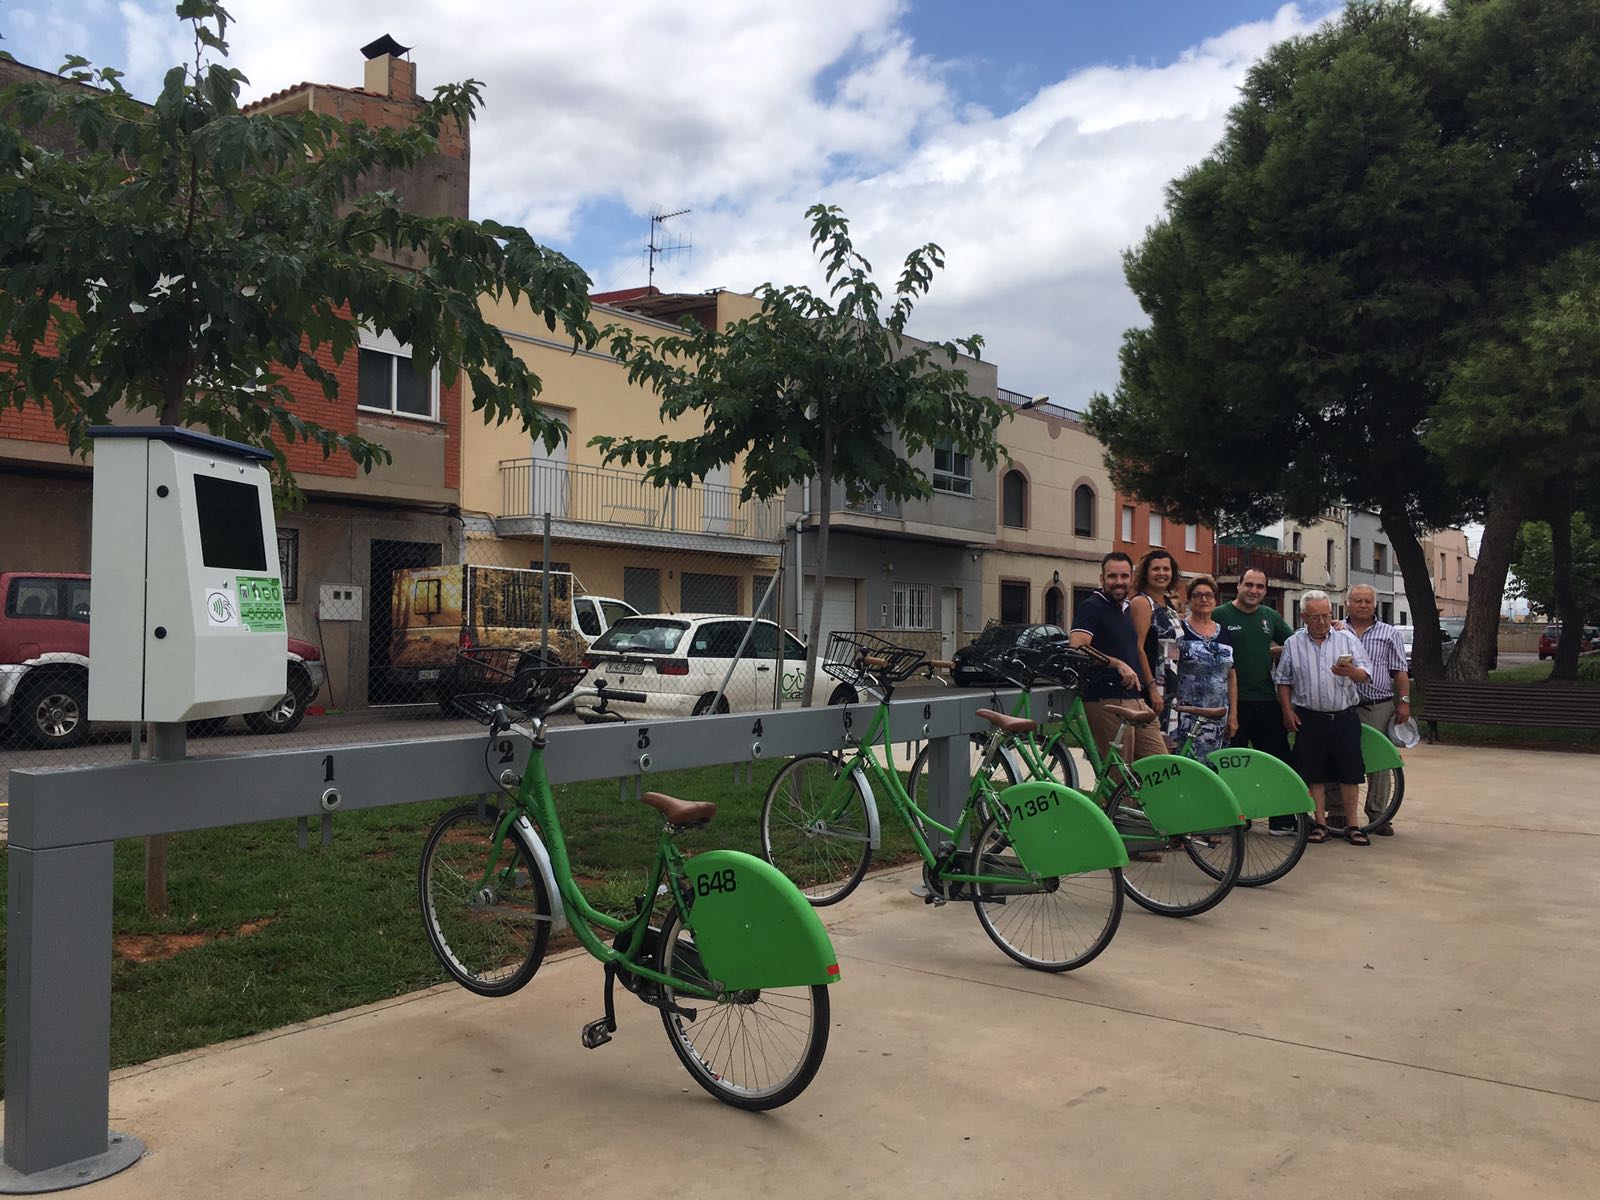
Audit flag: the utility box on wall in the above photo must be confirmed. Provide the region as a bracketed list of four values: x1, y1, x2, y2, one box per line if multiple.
[88, 426, 288, 723]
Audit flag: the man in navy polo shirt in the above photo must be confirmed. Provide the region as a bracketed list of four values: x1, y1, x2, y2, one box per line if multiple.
[1069, 551, 1163, 763]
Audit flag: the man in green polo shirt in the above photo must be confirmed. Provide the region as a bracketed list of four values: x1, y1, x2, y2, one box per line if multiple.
[1214, 567, 1294, 769]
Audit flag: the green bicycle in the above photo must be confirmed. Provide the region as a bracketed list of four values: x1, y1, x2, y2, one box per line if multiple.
[967, 646, 1250, 917]
[759, 633, 1128, 973]
[935, 645, 1311, 891]
[419, 650, 839, 1111]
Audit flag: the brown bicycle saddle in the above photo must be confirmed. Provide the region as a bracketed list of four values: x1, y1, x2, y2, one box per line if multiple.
[640, 791, 717, 828]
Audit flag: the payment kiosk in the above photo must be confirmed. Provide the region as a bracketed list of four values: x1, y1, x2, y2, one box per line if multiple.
[87, 426, 287, 724]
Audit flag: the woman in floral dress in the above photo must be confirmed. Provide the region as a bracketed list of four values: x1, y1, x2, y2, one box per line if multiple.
[1172, 575, 1237, 758]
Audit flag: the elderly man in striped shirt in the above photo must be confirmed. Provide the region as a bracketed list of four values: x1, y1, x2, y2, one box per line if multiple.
[1341, 584, 1410, 836]
[1274, 591, 1373, 845]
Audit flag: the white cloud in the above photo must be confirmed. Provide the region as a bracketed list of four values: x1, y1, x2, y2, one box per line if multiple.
[91, 0, 1334, 404]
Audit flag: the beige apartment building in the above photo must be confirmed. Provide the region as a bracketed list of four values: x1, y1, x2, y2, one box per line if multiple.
[982, 395, 1113, 629]
[1423, 528, 1476, 617]
[1268, 508, 1350, 622]
[463, 288, 784, 617]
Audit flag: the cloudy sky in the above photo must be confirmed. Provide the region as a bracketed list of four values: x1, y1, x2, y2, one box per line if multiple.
[2, 0, 1350, 409]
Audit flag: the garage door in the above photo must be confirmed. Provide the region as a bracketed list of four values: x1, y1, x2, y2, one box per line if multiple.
[802, 576, 858, 658]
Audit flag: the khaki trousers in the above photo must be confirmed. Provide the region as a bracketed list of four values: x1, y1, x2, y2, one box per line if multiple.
[1083, 698, 1168, 766]
[1355, 698, 1396, 824]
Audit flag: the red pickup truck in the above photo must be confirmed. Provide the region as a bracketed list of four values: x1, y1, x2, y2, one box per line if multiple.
[1, 571, 326, 748]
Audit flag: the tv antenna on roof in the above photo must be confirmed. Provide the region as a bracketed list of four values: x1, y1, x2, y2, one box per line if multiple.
[646, 208, 692, 290]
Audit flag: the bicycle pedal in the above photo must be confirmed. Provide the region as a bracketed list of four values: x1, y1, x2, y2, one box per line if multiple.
[580, 1018, 615, 1049]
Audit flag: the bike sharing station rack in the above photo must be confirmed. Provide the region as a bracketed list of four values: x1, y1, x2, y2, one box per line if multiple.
[1, 427, 1068, 1193]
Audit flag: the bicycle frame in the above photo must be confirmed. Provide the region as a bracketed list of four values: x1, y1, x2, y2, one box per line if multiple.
[833, 689, 1037, 890]
[997, 688, 1243, 845]
[478, 721, 717, 1000]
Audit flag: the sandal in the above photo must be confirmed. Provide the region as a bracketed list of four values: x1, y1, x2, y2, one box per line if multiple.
[1345, 827, 1371, 847]
[1305, 823, 1329, 844]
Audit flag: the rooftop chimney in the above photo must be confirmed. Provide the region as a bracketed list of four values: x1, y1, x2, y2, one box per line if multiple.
[360, 34, 415, 101]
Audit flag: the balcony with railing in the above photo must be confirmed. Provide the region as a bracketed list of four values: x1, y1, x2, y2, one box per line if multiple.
[497, 459, 785, 550]
[1214, 544, 1304, 584]
[836, 484, 902, 520]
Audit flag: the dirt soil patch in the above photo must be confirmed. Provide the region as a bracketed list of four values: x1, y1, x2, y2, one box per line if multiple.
[115, 918, 275, 963]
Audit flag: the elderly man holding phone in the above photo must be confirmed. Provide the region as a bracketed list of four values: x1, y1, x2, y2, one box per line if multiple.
[1274, 591, 1373, 845]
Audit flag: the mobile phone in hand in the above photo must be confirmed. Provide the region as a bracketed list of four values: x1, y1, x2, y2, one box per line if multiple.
[1336, 654, 1354, 666]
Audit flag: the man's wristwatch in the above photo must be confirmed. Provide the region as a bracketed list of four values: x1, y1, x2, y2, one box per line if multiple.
[1397, 695, 1410, 703]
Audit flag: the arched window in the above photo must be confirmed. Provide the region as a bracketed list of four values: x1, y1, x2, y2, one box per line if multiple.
[1073, 485, 1096, 538]
[1002, 470, 1027, 528]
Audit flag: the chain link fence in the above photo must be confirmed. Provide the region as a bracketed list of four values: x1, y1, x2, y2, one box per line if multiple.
[1, 481, 829, 824]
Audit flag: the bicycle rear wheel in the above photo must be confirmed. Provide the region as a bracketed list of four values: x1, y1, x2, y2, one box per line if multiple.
[656, 906, 830, 1111]
[419, 803, 553, 996]
[1237, 812, 1310, 887]
[1120, 824, 1243, 918]
[1356, 766, 1405, 832]
[760, 754, 873, 905]
[969, 811, 1123, 971]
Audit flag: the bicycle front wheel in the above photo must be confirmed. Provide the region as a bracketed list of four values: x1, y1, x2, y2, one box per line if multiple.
[1238, 812, 1310, 887]
[1121, 825, 1243, 918]
[760, 753, 873, 905]
[969, 811, 1123, 972]
[419, 803, 553, 996]
[657, 906, 830, 1111]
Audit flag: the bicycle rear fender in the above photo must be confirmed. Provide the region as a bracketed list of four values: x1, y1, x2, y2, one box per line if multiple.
[995, 781, 1128, 875]
[682, 850, 840, 990]
[1130, 755, 1245, 835]
[1359, 722, 1403, 772]
[1205, 748, 1312, 819]
[512, 815, 569, 931]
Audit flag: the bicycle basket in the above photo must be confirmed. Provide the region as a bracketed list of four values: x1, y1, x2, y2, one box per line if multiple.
[448, 648, 589, 725]
[822, 631, 924, 688]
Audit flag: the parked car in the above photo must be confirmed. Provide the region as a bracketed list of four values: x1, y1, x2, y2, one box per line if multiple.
[573, 614, 834, 719]
[1538, 624, 1597, 659]
[0, 571, 326, 748]
[950, 623, 1070, 687]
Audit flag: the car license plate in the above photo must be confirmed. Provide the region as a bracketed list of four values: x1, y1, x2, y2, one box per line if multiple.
[418, 669, 440, 681]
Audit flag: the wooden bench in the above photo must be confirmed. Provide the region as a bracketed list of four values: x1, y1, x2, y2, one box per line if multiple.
[1418, 681, 1600, 742]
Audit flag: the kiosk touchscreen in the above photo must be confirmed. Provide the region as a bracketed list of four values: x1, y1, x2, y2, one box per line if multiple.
[88, 427, 288, 724]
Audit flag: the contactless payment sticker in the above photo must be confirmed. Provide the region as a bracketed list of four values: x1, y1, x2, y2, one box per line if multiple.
[205, 587, 241, 628]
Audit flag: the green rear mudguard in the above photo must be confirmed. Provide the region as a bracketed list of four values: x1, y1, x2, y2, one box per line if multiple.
[682, 850, 840, 991]
[1128, 754, 1245, 836]
[1206, 747, 1312, 819]
[1360, 721, 1403, 771]
[994, 782, 1129, 876]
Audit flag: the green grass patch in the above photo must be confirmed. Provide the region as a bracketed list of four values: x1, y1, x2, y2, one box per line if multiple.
[0, 755, 929, 1080]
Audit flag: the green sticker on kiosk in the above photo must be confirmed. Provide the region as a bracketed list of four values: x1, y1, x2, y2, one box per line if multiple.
[236, 575, 286, 632]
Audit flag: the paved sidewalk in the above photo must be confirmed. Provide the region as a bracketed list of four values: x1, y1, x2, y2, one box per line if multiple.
[13, 741, 1600, 1199]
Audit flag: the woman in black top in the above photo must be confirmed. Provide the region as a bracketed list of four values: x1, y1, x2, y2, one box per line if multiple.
[1130, 548, 1182, 745]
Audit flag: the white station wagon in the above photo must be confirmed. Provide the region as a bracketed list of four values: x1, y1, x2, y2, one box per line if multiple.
[574, 614, 835, 719]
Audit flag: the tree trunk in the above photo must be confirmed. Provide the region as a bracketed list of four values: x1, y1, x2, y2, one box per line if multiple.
[1549, 504, 1584, 680]
[1379, 505, 1444, 681]
[801, 421, 834, 708]
[1445, 486, 1522, 682]
[145, 834, 170, 918]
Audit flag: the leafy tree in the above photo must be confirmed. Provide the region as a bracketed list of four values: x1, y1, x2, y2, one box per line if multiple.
[1085, 0, 1600, 681]
[594, 204, 1008, 703]
[0, 1, 596, 914]
[1434, 247, 1600, 678]
[1508, 515, 1600, 623]
[0, 0, 596, 501]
